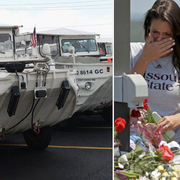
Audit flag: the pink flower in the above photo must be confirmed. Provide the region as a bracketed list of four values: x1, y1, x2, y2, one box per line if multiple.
[116, 170, 127, 180]
[156, 144, 174, 162]
[137, 122, 163, 148]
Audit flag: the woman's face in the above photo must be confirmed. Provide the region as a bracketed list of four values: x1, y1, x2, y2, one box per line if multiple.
[149, 18, 173, 42]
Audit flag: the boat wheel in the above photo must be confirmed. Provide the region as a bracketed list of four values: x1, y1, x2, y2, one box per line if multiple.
[23, 126, 52, 150]
[102, 105, 112, 124]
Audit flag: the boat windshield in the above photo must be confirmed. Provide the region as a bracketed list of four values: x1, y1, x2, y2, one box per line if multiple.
[0, 34, 12, 53]
[61, 39, 97, 53]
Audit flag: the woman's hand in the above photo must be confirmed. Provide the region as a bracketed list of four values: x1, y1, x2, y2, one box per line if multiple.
[130, 34, 175, 76]
[157, 113, 180, 132]
[141, 34, 175, 63]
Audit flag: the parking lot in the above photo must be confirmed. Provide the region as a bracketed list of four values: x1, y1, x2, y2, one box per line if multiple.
[0, 116, 112, 180]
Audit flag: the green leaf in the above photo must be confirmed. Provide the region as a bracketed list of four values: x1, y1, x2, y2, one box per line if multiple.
[134, 165, 144, 174]
[134, 141, 144, 155]
[147, 108, 156, 124]
[130, 163, 135, 171]
[155, 151, 163, 161]
[138, 159, 147, 166]
[120, 171, 140, 179]
[125, 152, 133, 160]
[144, 163, 155, 172]
[134, 157, 140, 163]
[124, 164, 129, 170]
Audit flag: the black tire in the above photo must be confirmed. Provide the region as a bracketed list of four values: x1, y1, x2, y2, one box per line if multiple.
[102, 106, 112, 123]
[23, 126, 52, 150]
[56, 112, 81, 131]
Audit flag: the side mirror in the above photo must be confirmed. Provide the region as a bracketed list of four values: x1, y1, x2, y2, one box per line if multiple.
[68, 46, 75, 54]
[68, 46, 76, 63]
[42, 43, 51, 55]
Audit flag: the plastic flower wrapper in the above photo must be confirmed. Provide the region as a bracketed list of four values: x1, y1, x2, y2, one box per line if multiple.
[137, 121, 163, 148]
[130, 98, 172, 148]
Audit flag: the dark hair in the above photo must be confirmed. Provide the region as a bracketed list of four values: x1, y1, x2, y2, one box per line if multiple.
[144, 0, 180, 75]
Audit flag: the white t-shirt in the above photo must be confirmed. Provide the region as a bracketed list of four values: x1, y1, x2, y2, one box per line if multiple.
[130, 42, 180, 142]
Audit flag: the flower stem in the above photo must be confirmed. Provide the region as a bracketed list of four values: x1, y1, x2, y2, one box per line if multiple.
[162, 133, 169, 142]
[162, 132, 172, 142]
[143, 155, 159, 160]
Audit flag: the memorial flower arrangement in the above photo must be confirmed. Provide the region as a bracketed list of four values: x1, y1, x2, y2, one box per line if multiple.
[114, 141, 180, 180]
[114, 98, 180, 180]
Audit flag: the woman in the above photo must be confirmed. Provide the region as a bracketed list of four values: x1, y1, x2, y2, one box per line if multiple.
[130, 0, 180, 142]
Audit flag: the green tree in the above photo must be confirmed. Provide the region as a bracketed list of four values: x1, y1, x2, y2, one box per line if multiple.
[130, 20, 145, 42]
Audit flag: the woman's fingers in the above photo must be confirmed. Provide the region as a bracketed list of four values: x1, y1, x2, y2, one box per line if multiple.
[160, 41, 175, 51]
[157, 38, 174, 46]
[146, 33, 153, 44]
[142, 37, 175, 62]
[157, 116, 174, 132]
[149, 38, 175, 58]
[160, 47, 174, 57]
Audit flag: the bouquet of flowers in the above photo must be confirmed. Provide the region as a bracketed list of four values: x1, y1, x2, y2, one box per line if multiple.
[130, 99, 169, 148]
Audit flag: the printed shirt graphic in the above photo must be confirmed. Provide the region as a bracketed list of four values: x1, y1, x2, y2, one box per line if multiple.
[130, 42, 180, 142]
[155, 64, 162, 69]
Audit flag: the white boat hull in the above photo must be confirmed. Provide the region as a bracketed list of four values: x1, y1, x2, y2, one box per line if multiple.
[78, 77, 112, 112]
[55, 56, 112, 113]
[0, 68, 77, 134]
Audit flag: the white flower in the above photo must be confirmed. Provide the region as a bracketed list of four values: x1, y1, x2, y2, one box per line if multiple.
[118, 154, 128, 165]
[118, 154, 128, 169]
[148, 151, 155, 156]
[139, 152, 146, 159]
[160, 177, 166, 180]
[150, 169, 161, 180]
[118, 162, 124, 169]
[138, 176, 150, 180]
[145, 172, 149, 177]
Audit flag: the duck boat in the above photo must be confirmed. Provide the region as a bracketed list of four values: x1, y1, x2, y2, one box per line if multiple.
[17, 28, 112, 129]
[0, 25, 78, 149]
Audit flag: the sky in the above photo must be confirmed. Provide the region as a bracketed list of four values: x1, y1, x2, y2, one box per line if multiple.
[131, 0, 180, 20]
[0, 0, 113, 38]
[1, 0, 180, 39]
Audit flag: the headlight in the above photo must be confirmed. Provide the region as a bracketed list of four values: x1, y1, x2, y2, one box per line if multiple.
[85, 82, 91, 90]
